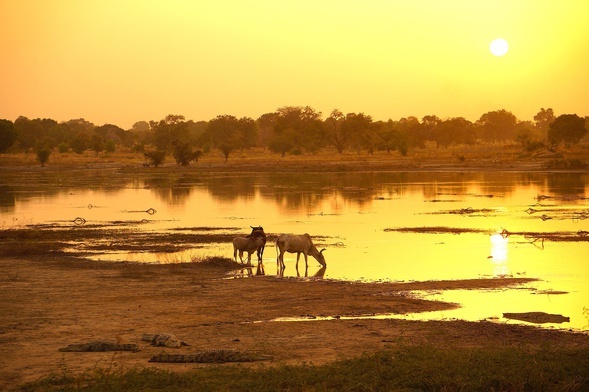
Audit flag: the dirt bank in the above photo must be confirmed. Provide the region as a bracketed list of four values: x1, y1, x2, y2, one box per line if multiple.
[1, 255, 588, 390]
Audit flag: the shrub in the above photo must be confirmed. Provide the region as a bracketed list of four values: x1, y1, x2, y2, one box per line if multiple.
[36, 148, 51, 167]
[144, 150, 166, 167]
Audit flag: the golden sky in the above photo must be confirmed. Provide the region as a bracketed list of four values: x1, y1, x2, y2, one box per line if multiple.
[1, 0, 588, 129]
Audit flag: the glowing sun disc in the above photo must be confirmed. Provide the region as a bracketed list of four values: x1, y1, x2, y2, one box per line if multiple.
[490, 38, 509, 56]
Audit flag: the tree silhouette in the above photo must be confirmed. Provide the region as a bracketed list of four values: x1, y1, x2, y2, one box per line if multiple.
[325, 109, 348, 154]
[548, 114, 587, 147]
[342, 112, 373, 153]
[270, 106, 324, 155]
[172, 139, 201, 166]
[36, 148, 51, 167]
[534, 108, 555, 131]
[478, 110, 518, 142]
[0, 119, 16, 153]
[206, 115, 255, 161]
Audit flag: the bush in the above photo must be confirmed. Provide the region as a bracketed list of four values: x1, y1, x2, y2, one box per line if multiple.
[144, 150, 166, 167]
[172, 140, 202, 166]
[36, 148, 51, 166]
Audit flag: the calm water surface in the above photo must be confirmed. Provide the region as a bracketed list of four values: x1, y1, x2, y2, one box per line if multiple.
[2, 171, 588, 330]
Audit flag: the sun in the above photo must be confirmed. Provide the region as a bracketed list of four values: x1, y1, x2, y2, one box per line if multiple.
[489, 38, 509, 56]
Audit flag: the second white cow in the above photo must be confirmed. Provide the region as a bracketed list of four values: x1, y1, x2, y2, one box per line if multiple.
[275, 233, 326, 269]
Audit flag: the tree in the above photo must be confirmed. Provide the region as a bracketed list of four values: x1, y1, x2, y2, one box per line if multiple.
[533, 108, 555, 131]
[421, 115, 442, 147]
[60, 118, 95, 154]
[396, 116, 423, 149]
[203, 115, 256, 161]
[436, 117, 474, 147]
[90, 134, 105, 154]
[374, 120, 408, 155]
[150, 114, 187, 151]
[548, 114, 587, 147]
[13, 117, 59, 151]
[70, 134, 89, 154]
[270, 106, 324, 155]
[130, 121, 151, 146]
[324, 109, 348, 154]
[477, 110, 518, 142]
[268, 133, 295, 157]
[256, 112, 279, 146]
[237, 117, 257, 149]
[95, 123, 133, 147]
[341, 112, 373, 153]
[0, 119, 17, 153]
[131, 121, 150, 133]
[36, 148, 51, 167]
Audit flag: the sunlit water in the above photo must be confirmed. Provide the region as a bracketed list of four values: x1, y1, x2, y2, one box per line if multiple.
[2, 171, 588, 330]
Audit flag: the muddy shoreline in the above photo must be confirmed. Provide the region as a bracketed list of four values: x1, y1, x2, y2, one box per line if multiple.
[1, 254, 588, 390]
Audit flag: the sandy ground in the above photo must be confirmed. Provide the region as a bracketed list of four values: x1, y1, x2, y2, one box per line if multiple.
[1, 255, 588, 390]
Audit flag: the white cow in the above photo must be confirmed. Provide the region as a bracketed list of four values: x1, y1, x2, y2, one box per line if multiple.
[233, 236, 265, 265]
[275, 233, 326, 269]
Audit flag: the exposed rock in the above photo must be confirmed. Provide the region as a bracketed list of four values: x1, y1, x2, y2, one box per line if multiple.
[503, 312, 570, 324]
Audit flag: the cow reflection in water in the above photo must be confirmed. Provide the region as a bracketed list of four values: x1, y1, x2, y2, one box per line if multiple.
[237, 263, 266, 277]
[275, 233, 327, 270]
[278, 265, 326, 279]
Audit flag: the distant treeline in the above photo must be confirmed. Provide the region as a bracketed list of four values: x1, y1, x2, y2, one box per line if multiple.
[1, 107, 587, 165]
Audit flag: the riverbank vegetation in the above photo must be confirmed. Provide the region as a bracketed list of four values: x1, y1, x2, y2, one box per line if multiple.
[1, 107, 587, 167]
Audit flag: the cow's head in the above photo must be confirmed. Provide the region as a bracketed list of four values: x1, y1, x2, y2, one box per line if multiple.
[249, 226, 266, 239]
[317, 248, 327, 267]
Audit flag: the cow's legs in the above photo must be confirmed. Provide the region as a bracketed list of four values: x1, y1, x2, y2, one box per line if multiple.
[257, 244, 265, 263]
[277, 250, 285, 269]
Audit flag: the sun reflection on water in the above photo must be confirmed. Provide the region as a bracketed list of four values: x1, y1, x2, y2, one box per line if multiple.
[489, 232, 509, 276]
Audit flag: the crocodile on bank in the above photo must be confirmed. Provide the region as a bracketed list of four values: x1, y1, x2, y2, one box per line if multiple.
[142, 333, 189, 348]
[148, 350, 273, 363]
[59, 340, 140, 352]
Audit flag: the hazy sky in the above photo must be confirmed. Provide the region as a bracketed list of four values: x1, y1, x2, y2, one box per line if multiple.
[1, 1, 588, 129]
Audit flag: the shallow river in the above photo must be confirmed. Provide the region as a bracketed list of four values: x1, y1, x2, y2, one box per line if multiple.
[2, 170, 588, 330]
